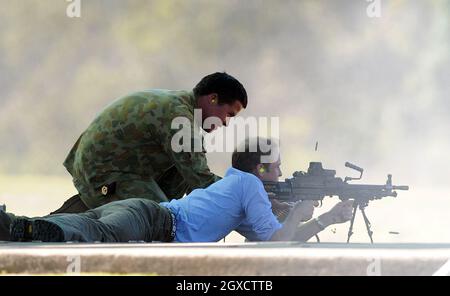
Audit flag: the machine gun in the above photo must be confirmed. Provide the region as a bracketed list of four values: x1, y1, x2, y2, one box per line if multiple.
[263, 162, 409, 243]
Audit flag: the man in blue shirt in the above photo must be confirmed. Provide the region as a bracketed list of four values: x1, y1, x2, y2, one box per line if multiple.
[10, 138, 352, 243]
[160, 166, 283, 242]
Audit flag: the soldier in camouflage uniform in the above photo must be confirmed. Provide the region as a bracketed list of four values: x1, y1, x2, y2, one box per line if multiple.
[0, 72, 247, 240]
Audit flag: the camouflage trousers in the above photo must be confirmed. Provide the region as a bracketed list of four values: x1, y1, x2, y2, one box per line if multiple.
[28, 199, 173, 242]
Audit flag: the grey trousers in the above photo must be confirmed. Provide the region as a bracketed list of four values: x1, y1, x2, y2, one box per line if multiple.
[38, 198, 174, 242]
[1, 194, 89, 241]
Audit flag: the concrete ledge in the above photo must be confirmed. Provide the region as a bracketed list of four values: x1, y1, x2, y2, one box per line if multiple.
[1, 242, 450, 275]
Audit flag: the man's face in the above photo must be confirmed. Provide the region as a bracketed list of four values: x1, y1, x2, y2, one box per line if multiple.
[202, 97, 244, 133]
[258, 157, 282, 182]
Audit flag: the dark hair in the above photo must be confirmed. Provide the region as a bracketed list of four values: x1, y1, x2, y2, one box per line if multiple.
[232, 138, 276, 173]
[193, 72, 248, 108]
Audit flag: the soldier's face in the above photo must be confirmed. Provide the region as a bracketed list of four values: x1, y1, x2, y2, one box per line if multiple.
[203, 98, 244, 133]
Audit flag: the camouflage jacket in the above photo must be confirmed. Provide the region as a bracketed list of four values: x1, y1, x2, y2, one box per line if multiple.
[64, 89, 221, 209]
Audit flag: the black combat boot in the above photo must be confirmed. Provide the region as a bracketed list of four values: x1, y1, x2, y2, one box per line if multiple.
[11, 218, 65, 242]
[0, 205, 12, 241]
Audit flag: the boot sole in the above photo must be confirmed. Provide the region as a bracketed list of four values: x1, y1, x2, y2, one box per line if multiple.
[10, 219, 32, 242]
[11, 219, 64, 242]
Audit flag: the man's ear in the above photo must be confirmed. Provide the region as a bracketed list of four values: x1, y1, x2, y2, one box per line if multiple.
[255, 164, 265, 177]
[209, 93, 218, 105]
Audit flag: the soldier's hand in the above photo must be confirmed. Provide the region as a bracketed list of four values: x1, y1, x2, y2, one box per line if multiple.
[319, 200, 354, 226]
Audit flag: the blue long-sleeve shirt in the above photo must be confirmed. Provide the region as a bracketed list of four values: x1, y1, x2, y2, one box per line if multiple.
[160, 167, 282, 242]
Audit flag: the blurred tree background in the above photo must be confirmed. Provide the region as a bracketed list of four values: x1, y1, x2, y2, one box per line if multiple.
[0, 1, 449, 241]
[1, 0, 448, 184]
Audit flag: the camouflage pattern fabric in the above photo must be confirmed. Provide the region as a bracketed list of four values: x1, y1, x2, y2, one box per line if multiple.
[64, 89, 220, 209]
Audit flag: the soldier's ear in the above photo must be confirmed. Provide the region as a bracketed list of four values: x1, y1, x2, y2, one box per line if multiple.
[210, 94, 218, 105]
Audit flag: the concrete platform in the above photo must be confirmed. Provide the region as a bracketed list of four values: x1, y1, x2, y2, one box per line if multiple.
[1, 242, 450, 275]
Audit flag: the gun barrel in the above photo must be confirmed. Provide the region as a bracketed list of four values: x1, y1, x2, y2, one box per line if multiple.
[393, 185, 409, 190]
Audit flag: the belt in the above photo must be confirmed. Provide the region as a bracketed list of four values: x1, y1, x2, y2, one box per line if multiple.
[168, 210, 177, 242]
